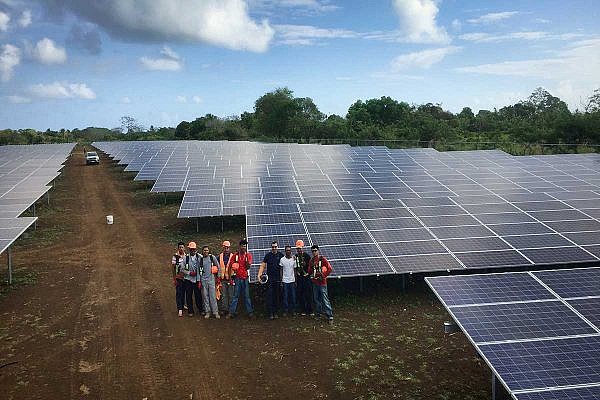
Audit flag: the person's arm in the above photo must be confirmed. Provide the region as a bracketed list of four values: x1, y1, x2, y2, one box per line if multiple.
[279, 258, 284, 283]
[258, 261, 266, 278]
[321, 257, 332, 279]
[218, 254, 225, 279]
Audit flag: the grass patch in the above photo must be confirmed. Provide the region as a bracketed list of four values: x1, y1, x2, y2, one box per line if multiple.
[0, 269, 38, 297]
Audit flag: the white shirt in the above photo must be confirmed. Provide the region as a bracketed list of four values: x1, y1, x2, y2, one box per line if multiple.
[280, 256, 296, 283]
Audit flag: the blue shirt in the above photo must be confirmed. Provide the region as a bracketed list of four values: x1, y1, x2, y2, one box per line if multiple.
[263, 251, 284, 280]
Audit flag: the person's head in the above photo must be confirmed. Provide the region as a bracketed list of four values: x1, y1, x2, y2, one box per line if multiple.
[222, 240, 231, 253]
[188, 241, 197, 254]
[311, 244, 319, 257]
[271, 241, 278, 253]
[177, 241, 185, 253]
[295, 239, 304, 253]
[239, 239, 248, 252]
[202, 246, 210, 256]
[285, 245, 292, 257]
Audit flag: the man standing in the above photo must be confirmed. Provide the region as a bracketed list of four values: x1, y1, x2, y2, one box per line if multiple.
[280, 245, 296, 317]
[226, 239, 254, 318]
[218, 240, 234, 315]
[171, 241, 186, 317]
[182, 242, 203, 317]
[308, 245, 333, 324]
[295, 240, 312, 316]
[258, 241, 284, 320]
[200, 246, 220, 319]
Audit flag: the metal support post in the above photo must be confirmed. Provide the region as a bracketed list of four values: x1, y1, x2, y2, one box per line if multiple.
[196, 218, 199, 233]
[491, 371, 497, 400]
[7, 247, 13, 285]
[164, 192, 167, 205]
[359, 276, 364, 293]
[33, 203, 37, 230]
[46, 191, 50, 206]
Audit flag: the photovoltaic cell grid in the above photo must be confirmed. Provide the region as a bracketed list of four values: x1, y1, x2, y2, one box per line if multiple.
[0, 143, 74, 253]
[426, 267, 600, 399]
[94, 141, 600, 279]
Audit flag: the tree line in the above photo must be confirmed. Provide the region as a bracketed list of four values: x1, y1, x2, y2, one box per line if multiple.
[2, 87, 599, 154]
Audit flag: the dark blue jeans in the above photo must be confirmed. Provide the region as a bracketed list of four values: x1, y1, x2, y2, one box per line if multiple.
[229, 277, 253, 315]
[282, 282, 296, 313]
[265, 280, 280, 317]
[184, 279, 202, 314]
[312, 283, 333, 319]
[296, 275, 313, 314]
[175, 278, 185, 311]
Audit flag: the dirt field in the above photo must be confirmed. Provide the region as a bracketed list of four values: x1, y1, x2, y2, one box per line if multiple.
[0, 148, 509, 400]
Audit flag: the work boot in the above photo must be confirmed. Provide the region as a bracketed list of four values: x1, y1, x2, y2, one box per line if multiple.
[214, 313, 221, 319]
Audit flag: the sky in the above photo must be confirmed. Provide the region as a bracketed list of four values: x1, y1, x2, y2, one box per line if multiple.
[0, 0, 599, 131]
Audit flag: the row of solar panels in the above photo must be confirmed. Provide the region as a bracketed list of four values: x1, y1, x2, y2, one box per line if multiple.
[93, 140, 600, 280]
[0, 143, 75, 254]
[427, 267, 600, 400]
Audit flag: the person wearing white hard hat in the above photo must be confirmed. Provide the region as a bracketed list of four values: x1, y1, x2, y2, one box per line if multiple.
[217, 240, 234, 315]
[182, 241, 203, 317]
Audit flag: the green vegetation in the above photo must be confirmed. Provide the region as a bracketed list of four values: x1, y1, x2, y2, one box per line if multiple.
[2, 87, 600, 155]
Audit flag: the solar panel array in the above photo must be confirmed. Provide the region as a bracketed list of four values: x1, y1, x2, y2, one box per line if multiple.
[0, 143, 74, 254]
[94, 140, 600, 279]
[426, 267, 600, 400]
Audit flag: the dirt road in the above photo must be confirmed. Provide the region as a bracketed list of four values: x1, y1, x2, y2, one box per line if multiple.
[0, 149, 497, 400]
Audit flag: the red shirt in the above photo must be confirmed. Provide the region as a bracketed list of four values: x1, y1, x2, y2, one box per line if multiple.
[226, 251, 253, 280]
[308, 255, 332, 286]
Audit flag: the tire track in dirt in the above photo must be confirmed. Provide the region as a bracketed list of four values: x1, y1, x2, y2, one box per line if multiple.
[65, 151, 215, 399]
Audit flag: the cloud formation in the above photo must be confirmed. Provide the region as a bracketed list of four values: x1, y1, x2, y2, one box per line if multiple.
[250, 0, 339, 14]
[391, 46, 461, 71]
[0, 10, 9, 31]
[28, 38, 67, 64]
[29, 81, 96, 99]
[392, 0, 450, 44]
[7, 95, 31, 103]
[467, 11, 519, 24]
[275, 24, 358, 45]
[0, 44, 20, 81]
[42, 0, 274, 53]
[67, 24, 102, 55]
[18, 9, 31, 27]
[140, 46, 183, 71]
[456, 39, 600, 107]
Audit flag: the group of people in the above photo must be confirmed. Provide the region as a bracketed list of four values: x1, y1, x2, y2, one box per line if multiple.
[170, 239, 334, 323]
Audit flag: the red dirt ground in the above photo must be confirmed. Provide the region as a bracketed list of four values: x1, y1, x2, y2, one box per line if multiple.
[0, 148, 509, 400]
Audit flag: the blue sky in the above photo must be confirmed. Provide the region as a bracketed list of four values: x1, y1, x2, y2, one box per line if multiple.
[0, 0, 599, 131]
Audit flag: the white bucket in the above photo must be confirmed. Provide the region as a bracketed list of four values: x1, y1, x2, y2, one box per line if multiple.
[106, 215, 114, 225]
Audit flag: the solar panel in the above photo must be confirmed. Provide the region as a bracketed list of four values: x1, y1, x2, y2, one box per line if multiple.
[426, 268, 600, 400]
[93, 140, 600, 279]
[514, 386, 600, 400]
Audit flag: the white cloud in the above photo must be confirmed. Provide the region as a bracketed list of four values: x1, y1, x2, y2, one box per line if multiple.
[46, 0, 274, 53]
[250, 0, 339, 13]
[29, 38, 67, 64]
[0, 11, 9, 31]
[392, 0, 450, 44]
[7, 95, 31, 103]
[175, 95, 187, 103]
[456, 39, 600, 108]
[140, 46, 183, 71]
[18, 9, 31, 28]
[120, 96, 131, 104]
[275, 24, 358, 45]
[192, 96, 202, 104]
[467, 11, 519, 24]
[0, 44, 20, 81]
[459, 31, 552, 43]
[29, 81, 96, 99]
[391, 46, 461, 72]
[535, 18, 550, 24]
[451, 19, 461, 31]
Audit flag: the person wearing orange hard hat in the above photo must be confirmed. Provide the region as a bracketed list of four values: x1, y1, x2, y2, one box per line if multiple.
[294, 239, 313, 316]
[217, 240, 234, 315]
[308, 244, 333, 324]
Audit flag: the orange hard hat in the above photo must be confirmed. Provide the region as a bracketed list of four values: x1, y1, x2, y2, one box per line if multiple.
[211, 265, 218, 274]
[222, 241, 231, 247]
[231, 263, 240, 271]
[321, 266, 327, 275]
[188, 241, 197, 249]
[295, 239, 305, 247]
